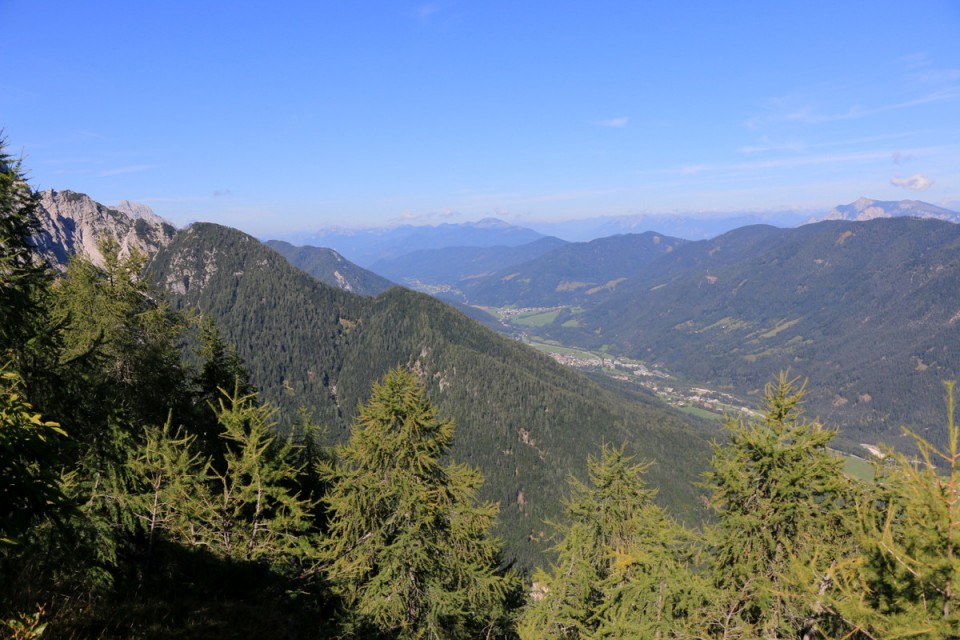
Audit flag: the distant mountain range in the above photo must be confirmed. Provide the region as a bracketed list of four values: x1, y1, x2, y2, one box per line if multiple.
[528, 210, 812, 242]
[370, 236, 569, 288]
[525, 219, 960, 453]
[279, 217, 545, 267]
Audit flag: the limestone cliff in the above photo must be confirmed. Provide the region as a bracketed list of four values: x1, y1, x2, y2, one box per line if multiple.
[33, 189, 177, 270]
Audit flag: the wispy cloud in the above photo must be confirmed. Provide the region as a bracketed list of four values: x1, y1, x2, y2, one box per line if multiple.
[748, 89, 960, 128]
[890, 173, 933, 191]
[417, 3, 441, 21]
[892, 150, 912, 165]
[668, 149, 896, 177]
[212, 189, 232, 197]
[99, 164, 158, 177]
[594, 116, 629, 128]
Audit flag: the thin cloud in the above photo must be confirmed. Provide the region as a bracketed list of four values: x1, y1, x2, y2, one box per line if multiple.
[892, 151, 912, 165]
[890, 173, 933, 191]
[594, 117, 629, 128]
[99, 164, 158, 177]
[212, 189, 232, 197]
[746, 87, 960, 129]
[417, 3, 441, 20]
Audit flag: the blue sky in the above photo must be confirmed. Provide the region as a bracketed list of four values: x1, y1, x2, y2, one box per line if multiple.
[2, 1, 959, 235]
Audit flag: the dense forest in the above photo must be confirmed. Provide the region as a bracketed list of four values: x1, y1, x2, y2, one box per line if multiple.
[3, 144, 960, 638]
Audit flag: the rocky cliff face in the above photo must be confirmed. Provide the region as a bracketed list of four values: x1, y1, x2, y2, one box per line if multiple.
[33, 189, 177, 270]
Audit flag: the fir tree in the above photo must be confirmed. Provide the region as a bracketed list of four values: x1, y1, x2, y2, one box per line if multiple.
[320, 367, 517, 639]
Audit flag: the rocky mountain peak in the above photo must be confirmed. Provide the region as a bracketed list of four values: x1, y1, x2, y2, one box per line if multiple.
[815, 198, 960, 224]
[33, 189, 177, 271]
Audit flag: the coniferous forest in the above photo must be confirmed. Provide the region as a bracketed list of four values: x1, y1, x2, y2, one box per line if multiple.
[3, 143, 960, 639]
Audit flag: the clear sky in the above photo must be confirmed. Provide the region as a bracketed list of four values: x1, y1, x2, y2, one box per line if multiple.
[2, 1, 959, 236]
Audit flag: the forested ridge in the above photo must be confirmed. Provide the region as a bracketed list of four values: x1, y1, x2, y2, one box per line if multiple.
[4, 145, 960, 638]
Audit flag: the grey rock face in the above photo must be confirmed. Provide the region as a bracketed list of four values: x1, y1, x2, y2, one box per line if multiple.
[33, 189, 177, 270]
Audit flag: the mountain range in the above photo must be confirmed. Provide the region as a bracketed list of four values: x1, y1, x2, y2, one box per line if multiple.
[279, 217, 545, 267]
[34, 192, 714, 567]
[449, 218, 960, 454]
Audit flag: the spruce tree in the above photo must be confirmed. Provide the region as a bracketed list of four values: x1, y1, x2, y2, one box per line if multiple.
[320, 367, 516, 639]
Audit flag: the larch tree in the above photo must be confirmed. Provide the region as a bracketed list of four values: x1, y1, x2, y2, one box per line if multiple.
[829, 381, 960, 638]
[319, 367, 517, 639]
[517, 444, 701, 640]
[703, 373, 850, 639]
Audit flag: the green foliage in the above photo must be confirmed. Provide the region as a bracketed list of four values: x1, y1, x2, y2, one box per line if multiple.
[0, 366, 66, 545]
[0, 139, 50, 363]
[518, 445, 701, 639]
[126, 418, 204, 571]
[829, 381, 960, 638]
[1, 603, 47, 639]
[189, 388, 315, 568]
[54, 239, 187, 432]
[320, 368, 517, 639]
[702, 373, 850, 638]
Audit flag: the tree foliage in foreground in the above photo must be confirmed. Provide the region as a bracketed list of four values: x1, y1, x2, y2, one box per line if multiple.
[320, 367, 518, 639]
[517, 445, 701, 639]
[702, 373, 850, 639]
[828, 382, 960, 638]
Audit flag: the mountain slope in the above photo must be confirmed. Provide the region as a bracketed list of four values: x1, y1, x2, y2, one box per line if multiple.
[460, 232, 688, 307]
[265, 240, 395, 296]
[543, 218, 960, 451]
[148, 223, 713, 566]
[369, 236, 569, 288]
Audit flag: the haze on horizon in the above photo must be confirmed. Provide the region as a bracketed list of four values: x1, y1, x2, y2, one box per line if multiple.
[1, 1, 959, 236]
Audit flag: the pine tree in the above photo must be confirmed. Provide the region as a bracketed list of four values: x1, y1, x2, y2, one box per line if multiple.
[517, 444, 700, 640]
[320, 367, 516, 639]
[703, 373, 849, 639]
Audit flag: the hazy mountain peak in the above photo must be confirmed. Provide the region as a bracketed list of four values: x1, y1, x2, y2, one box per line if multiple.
[815, 198, 959, 223]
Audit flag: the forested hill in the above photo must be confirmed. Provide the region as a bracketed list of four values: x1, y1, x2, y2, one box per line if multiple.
[458, 231, 689, 306]
[148, 223, 714, 565]
[544, 217, 960, 452]
[265, 239, 395, 296]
